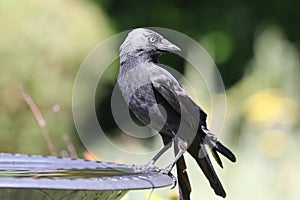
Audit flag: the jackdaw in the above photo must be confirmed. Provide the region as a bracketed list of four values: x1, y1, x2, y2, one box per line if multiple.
[117, 28, 236, 199]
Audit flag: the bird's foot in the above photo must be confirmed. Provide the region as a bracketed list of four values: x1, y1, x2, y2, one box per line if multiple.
[169, 173, 177, 189]
[159, 164, 177, 189]
[160, 162, 175, 175]
[132, 162, 177, 189]
[159, 169, 177, 189]
[132, 160, 160, 173]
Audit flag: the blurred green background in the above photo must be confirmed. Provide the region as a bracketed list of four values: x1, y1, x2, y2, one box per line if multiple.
[1, 0, 299, 199]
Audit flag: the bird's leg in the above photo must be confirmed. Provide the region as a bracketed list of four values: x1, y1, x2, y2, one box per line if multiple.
[161, 137, 188, 174]
[133, 140, 173, 173]
[146, 140, 173, 166]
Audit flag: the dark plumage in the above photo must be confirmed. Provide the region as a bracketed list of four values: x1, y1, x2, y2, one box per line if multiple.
[117, 28, 236, 199]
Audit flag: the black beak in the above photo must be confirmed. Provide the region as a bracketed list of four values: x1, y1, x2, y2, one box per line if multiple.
[157, 38, 181, 52]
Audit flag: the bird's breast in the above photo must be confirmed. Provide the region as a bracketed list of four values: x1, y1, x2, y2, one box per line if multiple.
[118, 64, 153, 104]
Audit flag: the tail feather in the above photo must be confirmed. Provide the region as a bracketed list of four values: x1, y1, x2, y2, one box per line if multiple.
[208, 140, 236, 168]
[211, 148, 223, 168]
[188, 144, 226, 198]
[214, 141, 236, 163]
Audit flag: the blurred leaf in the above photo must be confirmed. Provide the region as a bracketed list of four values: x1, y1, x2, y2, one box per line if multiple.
[0, 0, 113, 154]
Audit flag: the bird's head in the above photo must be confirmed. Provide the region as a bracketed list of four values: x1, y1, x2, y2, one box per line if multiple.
[120, 28, 180, 60]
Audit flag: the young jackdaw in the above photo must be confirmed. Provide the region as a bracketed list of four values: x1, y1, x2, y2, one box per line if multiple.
[117, 28, 236, 199]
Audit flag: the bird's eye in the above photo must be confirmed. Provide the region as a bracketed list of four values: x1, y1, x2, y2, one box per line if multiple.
[149, 37, 156, 43]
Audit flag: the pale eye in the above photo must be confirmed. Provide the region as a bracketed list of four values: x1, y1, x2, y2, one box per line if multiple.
[149, 37, 156, 43]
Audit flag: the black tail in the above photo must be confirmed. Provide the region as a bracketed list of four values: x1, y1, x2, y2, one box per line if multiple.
[188, 144, 227, 198]
[214, 141, 236, 162]
[188, 134, 236, 198]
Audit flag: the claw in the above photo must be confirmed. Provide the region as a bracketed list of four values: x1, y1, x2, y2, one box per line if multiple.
[159, 169, 177, 189]
[169, 172, 177, 189]
[132, 162, 160, 173]
[161, 163, 173, 174]
[159, 166, 177, 189]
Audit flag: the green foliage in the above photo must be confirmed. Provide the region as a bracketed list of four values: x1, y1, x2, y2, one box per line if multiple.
[0, 0, 112, 154]
[93, 0, 300, 87]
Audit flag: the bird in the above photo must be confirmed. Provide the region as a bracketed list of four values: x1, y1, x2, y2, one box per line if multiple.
[117, 28, 236, 199]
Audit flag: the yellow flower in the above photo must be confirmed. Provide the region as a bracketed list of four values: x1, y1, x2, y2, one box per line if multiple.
[243, 89, 298, 126]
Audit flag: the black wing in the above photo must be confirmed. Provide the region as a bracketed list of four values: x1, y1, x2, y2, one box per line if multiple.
[150, 73, 207, 138]
[150, 71, 235, 198]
